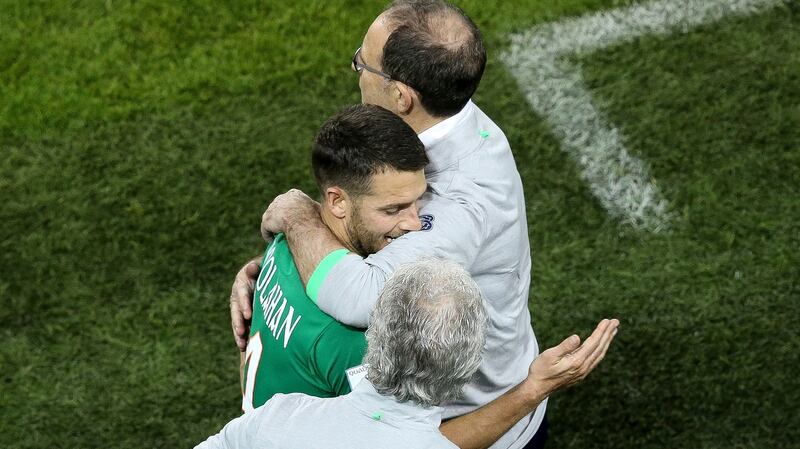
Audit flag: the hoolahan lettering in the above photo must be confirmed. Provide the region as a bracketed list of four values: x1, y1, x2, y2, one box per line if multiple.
[262, 284, 282, 319]
[255, 244, 302, 349]
[263, 295, 303, 349]
[267, 300, 286, 335]
[256, 245, 278, 291]
[278, 307, 301, 348]
[264, 299, 302, 349]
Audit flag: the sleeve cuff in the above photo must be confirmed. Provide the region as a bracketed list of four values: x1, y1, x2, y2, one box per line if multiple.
[306, 248, 350, 302]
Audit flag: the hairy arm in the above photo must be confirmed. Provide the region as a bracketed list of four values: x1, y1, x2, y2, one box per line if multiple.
[230, 189, 343, 350]
[268, 191, 482, 327]
[440, 319, 620, 449]
[260, 189, 343, 284]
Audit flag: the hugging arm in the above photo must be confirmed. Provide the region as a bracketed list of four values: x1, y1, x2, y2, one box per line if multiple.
[440, 319, 620, 449]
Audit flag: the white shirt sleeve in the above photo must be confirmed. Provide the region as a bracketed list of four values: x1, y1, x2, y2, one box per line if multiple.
[193, 401, 273, 449]
[315, 195, 485, 327]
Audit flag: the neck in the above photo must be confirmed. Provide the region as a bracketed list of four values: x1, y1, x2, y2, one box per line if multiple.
[320, 206, 358, 254]
[405, 111, 446, 135]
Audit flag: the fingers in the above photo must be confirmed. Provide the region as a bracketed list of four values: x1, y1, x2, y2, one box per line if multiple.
[570, 318, 612, 361]
[583, 320, 619, 374]
[261, 207, 277, 241]
[244, 259, 261, 279]
[233, 269, 255, 321]
[527, 318, 620, 396]
[230, 258, 261, 352]
[231, 310, 249, 351]
[570, 319, 619, 382]
[544, 318, 618, 386]
[231, 291, 250, 351]
[530, 334, 577, 375]
[261, 189, 320, 239]
[261, 196, 283, 238]
[554, 334, 582, 356]
[241, 259, 262, 320]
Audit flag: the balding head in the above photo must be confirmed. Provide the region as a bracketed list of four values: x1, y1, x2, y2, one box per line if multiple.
[379, 0, 486, 117]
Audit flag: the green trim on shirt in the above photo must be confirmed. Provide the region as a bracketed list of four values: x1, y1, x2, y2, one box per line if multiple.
[306, 248, 350, 302]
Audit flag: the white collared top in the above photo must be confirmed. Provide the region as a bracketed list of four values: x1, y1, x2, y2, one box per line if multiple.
[312, 100, 546, 449]
[195, 380, 457, 449]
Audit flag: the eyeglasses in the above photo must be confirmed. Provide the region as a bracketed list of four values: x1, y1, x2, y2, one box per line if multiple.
[351, 46, 393, 80]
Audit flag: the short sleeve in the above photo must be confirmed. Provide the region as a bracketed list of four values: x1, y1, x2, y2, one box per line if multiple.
[311, 323, 368, 396]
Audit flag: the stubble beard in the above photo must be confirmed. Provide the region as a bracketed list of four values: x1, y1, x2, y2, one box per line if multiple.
[345, 205, 384, 258]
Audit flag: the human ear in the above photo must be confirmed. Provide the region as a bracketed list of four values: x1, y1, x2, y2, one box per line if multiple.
[395, 83, 417, 114]
[324, 187, 349, 219]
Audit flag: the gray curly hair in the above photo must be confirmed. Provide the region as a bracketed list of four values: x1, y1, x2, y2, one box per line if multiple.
[364, 257, 488, 407]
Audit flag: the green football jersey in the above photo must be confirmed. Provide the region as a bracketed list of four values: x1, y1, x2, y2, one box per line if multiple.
[241, 234, 367, 411]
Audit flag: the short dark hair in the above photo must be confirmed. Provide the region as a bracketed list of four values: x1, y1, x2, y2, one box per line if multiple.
[312, 104, 428, 197]
[381, 0, 486, 117]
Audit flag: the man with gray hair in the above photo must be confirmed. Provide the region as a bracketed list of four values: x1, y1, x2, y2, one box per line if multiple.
[196, 258, 489, 449]
[230, 1, 621, 448]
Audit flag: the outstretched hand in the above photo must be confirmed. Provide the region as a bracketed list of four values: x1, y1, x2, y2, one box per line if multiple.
[522, 318, 620, 400]
[230, 258, 261, 351]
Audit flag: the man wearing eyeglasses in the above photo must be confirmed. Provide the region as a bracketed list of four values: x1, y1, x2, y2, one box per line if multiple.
[230, 1, 619, 449]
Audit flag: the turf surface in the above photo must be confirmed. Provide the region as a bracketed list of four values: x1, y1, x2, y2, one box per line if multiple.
[1, 1, 798, 447]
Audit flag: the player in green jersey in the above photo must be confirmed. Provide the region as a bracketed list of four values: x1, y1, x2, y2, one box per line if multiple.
[241, 103, 429, 411]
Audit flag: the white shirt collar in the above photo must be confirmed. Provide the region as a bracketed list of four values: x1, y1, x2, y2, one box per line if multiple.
[347, 379, 445, 430]
[418, 100, 475, 148]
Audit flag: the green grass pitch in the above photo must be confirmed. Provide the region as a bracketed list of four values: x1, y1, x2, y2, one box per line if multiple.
[1, 1, 798, 447]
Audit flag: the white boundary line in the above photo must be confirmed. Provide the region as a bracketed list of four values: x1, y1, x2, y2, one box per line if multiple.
[503, 0, 783, 232]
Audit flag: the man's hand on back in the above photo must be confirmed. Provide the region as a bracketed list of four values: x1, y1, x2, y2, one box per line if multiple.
[231, 258, 261, 352]
[232, 189, 328, 352]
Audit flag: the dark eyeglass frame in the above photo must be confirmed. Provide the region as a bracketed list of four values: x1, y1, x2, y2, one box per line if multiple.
[351, 46, 393, 80]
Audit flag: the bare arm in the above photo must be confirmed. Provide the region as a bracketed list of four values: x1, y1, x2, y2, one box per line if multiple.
[230, 189, 345, 349]
[440, 319, 620, 449]
[260, 189, 343, 284]
[260, 190, 483, 328]
[230, 189, 347, 350]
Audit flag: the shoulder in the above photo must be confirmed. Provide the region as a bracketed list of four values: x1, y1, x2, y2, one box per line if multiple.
[265, 392, 321, 411]
[417, 189, 486, 235]
[368, 192, 485, 267]
[253, 393, 330, 435]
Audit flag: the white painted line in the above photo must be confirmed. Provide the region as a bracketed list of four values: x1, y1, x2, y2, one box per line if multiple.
[503, 0, 783, 232]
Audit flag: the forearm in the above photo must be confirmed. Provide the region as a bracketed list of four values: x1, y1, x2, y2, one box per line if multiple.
[443, 318, 621, 448]
[283, 210, 344, 285]
[440, 383, 547, 449]
[314, 255, 389, 327]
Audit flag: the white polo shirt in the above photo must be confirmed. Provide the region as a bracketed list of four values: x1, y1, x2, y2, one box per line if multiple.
[195, 380, 458, 449]
[308, 101, 546, 449]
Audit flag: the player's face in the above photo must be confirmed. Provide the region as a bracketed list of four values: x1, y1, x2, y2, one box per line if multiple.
[356, 14, 395, 112]
[345, 168, 427, 257]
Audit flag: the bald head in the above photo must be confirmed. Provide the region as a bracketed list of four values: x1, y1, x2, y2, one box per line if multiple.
[379, 0, 486, 117]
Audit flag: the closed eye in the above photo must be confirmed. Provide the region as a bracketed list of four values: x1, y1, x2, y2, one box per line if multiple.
[381, 203, 413, 215]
